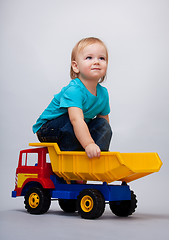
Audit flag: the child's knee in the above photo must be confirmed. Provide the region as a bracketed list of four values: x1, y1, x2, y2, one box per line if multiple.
[101, 118, 112, 138]
[89, 117, 112, 138]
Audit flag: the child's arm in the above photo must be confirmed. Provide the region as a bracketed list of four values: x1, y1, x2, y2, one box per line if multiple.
[68, 107, 101, 158]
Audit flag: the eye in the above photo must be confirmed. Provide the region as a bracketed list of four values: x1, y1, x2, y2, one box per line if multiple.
[100, 56, 106, 61]
[86, 56, 92, 60]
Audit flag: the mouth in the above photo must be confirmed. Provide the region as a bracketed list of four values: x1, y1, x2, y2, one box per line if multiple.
[91, 68, 101, 71]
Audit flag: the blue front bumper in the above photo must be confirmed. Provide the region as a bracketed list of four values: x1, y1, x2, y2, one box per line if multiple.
[12, 191, 17, 198]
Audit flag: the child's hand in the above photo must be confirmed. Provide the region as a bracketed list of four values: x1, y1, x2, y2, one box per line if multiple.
[85, 143, 101, 158]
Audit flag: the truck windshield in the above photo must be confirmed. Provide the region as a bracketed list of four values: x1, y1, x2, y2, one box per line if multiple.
[21, 153, 38, 166]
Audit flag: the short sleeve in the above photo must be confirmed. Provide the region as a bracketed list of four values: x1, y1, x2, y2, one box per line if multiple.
[59, 85, 84, 109]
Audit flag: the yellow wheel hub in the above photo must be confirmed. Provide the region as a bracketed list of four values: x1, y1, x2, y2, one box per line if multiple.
[81, 195, 94, 212]
[29, 193, 40, 208]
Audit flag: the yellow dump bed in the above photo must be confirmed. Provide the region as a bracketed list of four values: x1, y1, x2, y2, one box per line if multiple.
[30, 143, 162, 183]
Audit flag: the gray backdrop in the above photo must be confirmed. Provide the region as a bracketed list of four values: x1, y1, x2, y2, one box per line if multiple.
[1, 0, 169, 239]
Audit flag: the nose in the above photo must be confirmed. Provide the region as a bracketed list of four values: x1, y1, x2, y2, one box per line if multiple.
[93, 58, 99, 64]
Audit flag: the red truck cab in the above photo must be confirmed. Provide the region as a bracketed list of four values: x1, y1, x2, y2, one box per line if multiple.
[12, 147, 55, 198]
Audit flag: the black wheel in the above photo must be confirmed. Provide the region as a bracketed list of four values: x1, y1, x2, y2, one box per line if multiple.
[109, 190, 137, 217]
[58, 199, 77, 213]
[24, 187, 51, 214]
[77, 189, 105, 219]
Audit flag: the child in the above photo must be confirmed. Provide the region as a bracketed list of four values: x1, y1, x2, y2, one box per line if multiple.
[33, 37, 112, 158]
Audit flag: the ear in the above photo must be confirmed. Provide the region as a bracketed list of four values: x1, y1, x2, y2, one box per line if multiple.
[71, 61, 79, 74]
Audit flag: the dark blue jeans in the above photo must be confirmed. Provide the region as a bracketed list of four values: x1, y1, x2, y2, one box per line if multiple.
[37, 114, 112, 151]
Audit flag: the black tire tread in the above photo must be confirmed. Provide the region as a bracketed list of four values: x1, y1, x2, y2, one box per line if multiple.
[77, 189, 105, 219]
[109, 190, 137, 217]
[24, 187, 51, 214]
[58, 199, 77, 213]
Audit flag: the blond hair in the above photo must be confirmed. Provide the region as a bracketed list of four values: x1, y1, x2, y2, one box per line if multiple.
[70, 37, 108, 83]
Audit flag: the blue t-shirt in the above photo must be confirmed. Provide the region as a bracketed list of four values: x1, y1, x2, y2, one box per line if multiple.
[33, 78, 110, 133]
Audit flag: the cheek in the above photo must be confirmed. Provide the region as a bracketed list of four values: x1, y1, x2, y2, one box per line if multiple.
[103, 63, 108, 71]
[81, 63, 91, 72]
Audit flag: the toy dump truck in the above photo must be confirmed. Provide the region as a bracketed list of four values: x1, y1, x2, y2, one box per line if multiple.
[12, 143, 162, 219]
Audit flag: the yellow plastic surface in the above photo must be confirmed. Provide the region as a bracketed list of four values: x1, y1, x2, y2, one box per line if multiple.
[29, 143, 162, 183]
[17, 173, 38, 188]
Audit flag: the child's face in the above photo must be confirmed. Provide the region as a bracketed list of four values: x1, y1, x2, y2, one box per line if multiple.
[72, 43, 108, 82]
